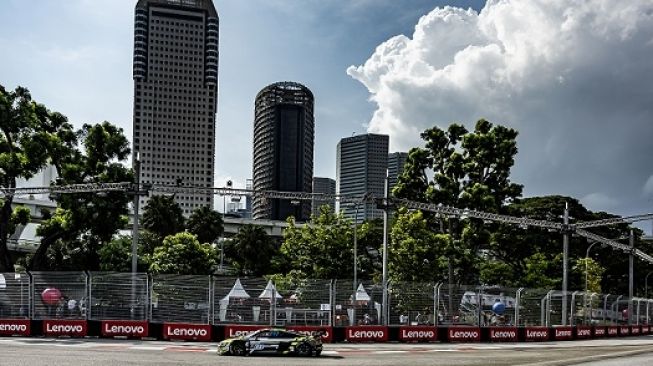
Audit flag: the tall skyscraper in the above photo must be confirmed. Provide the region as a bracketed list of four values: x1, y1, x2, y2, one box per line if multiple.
[132, 0, 218, 216]
[252, 82, 314, 221]
[388, 152, 409, 195]
[336, 134, 389, 224]
[312, 177, 336, 218]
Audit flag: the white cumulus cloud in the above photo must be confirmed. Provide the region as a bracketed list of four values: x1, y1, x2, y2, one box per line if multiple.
[348, 0, 653, 216]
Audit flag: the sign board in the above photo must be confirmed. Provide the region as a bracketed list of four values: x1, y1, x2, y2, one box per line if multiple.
[286, 326, 333, 343]
[447, 327, 481, 342]
[0, 319, 30, 336]
[593, 326, 606, 337]
[398, 326, 437, 342]
[101, 320, 148, 338]
[162, 323, 211, 341]
[43, 320, 87, 337]
[575, 326, 592, 339]
[345, 326, 388, 342]
[619, 326, 630, 336]
[524, 327, 549, 341]
[607, 326, 618, 336]
[630, 325, 640, 335]
[553, 326, 573, 340]
[489, 327, 518, 342]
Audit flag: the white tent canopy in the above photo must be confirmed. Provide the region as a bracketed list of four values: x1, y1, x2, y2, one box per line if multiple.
[355, 283, 371, 301]
[221, 278, 250, 302]
[258, 280, 282, 299]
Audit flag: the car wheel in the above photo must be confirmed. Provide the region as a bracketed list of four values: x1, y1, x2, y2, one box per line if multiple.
[296, 342, 312, 356]
[230, 342, 246, 356]
[315, 350, 322, 357]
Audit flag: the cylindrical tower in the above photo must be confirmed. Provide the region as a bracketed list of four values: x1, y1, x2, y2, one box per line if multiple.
[253, 81, 314, 221]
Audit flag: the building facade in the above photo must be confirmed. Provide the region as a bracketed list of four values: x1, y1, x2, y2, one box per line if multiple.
[132, 0, 218, 216]
[388, 152, 408, 195]
[312, 177, 336, 218]
[336, 134, 389, 224]
[252, 82, 314, 221]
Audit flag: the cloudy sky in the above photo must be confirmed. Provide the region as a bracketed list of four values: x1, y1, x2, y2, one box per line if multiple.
[0, 0, 652, 230]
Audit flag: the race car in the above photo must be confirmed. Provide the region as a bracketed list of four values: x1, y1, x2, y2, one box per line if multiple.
[217, 328, 323, 356]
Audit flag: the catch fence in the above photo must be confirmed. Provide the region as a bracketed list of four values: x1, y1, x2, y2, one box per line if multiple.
[1, 272, 652, 327]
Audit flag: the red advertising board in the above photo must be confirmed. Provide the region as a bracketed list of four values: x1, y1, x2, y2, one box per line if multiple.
[447, 327, 481, 342]
[524, 327, 549, 341]
[489, 327, 518, 342]
[162, 323, 211, 341]
[593, 326, 606, 337]
[630, 325, 640, 335]
[101, 320, 148, 338]
[43, 320, 87, 337]
[619, 326, 630, 336]
[575, 326, 592, 339]
[642, 325, 650, 334]
[607, 326, 618, 336]
[0, 319, 30, 336]
[223, 325, 267, 339]
[398, 326, 437, 342]
[553, 326, 573, 340]
[345, 326, 388, 342]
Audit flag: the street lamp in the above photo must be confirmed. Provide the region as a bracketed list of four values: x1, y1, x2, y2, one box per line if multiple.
[350, 192, 368, 326]
[585, 241, 601, 295]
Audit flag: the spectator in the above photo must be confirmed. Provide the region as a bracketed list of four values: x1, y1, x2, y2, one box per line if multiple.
[67, 298, 78, 317]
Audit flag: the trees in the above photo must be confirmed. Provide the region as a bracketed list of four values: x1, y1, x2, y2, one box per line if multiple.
[393, 120, 523, 284]
[187, 205, 223, 244]
[228, 224, 276, 276]
[141, 195, 185, 241]
[279, 206, 353, 279]
[0, 84, 77, 271]
[30, 122, 132, 271]
[149, 232, 217, 275]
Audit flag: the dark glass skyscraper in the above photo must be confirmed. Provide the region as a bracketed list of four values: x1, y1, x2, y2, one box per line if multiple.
[252, 82, 314, 221]
[133, 0, 218, 216]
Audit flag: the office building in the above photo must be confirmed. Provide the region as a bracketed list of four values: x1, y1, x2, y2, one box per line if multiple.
[388, 152, 409, 195]
[132, 0, 219, 216]
[336, 134, 389, 224]
[252, 82, 314, 221]
[312, 177, 336, 218]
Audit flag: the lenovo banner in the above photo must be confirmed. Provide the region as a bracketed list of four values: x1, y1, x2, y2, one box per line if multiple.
[101, 320, 148, 338]
[607, 326, 618, 336]
[553, 327, 573, 340]
[43, 320, 87, 337]
[0, 319, 30, 336]
[345, 326, 388, 342]
[223, 325, 267, 339]
[575, 326, 592, 339]
[398, 326, 437, 342]
[642, 325, 650, 334]
[286, 326, 333, 343]
[524, 327, 549, 341]
[447, 327, 481, 342]
[593, 326, 606, 337]
[630, 326, 640, 335]
[619, 326, 630, 336]
[489, 327, 518, 342]
[162, 323, 211, 341]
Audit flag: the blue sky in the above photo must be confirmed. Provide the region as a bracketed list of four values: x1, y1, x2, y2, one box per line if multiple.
[1, 0, 652, 230]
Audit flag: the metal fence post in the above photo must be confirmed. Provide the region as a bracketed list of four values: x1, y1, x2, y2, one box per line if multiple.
[603, 294, 610, 324]
[27, 271, 34, 319]
[515, 288, 523, 327]
[87, 271, 92, 320]
[207, 275, 213, 325]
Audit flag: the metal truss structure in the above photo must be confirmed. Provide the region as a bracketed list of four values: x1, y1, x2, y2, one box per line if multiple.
[3, 182, 652, 263]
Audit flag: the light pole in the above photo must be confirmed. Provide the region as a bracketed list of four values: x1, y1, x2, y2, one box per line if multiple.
[646, 271, 653, 299]
[562, 202, 570, 326]
[381, 170, 389, 326]
[585, 241, 600, 295]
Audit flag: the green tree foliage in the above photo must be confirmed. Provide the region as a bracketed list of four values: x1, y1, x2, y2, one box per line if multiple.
[30, 122, 132, 270]
[142, 195, 185, 241]
[573, 257, 605, 294]
[393, 120, 523, 284]
[389, 209, 450, 283]
[149, 232, 217, 275]
[98, 235, 150, 272]
[186, 205, 223, 244]
[0, 84, 77, 271]
[280, 207, 353, 279]
[356, 218, 384, 281]
[227, 224, 277, 276]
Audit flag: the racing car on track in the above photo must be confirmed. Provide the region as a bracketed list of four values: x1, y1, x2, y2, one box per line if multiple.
[217, 328, 323, 356]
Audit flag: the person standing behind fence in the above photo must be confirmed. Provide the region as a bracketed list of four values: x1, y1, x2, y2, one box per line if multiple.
[67, 298, 77, 318]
